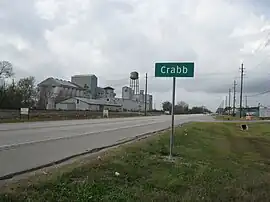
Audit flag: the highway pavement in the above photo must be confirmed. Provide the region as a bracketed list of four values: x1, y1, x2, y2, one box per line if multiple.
[0, 115, 213, 179]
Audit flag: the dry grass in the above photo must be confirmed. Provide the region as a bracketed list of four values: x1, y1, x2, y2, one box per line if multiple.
[1, 122, 270, 201]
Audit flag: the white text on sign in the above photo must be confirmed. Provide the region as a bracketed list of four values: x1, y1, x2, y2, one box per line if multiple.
[161, 66, 188, 74]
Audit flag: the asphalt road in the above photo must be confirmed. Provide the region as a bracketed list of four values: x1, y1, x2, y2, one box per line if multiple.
[0, 115, 213, 179]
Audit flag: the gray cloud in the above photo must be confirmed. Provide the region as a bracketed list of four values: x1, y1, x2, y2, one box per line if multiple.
[1, 0, 270, 110]
[0, 0, 51, 43]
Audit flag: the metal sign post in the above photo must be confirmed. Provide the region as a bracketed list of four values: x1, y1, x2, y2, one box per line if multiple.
[170, 77, 176, 158]
[154, 62, 194, 159]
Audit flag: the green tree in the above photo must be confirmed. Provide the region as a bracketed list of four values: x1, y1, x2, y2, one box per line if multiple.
[0, 85, 7, 107]
[6, 80, 23, 108]
[0, 80, 22, 109]
[189, 106, 211, 114]
[162, 101, 172, 112]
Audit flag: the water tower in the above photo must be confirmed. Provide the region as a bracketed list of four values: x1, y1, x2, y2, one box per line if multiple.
[130, 71, 139, 95]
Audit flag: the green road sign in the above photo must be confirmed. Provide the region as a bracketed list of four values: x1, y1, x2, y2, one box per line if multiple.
[154, 62, 195, 159]
[155, 62, 194, 77]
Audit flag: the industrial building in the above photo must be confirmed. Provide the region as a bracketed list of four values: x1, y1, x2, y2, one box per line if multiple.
[96, 86, 116, 99]
[71, 74, 97, 98]
[56, 97, 122, 111]
[38, 77, 85, 109]
[37, 71, 153, 111]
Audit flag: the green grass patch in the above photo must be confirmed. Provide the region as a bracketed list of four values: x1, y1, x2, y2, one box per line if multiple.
[214, 115, 243, 120]
[0, 114, 144, 124]
[214, 115, 261, 121]
[1, 122, 270, 201]
[0, 117, 101, 124]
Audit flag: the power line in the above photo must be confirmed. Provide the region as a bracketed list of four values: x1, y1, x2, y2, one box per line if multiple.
[249, 54, 270, 71]
[253, 31, 270, 53]
[247, 89, 270, 97]
[147, 72, 236, 79]
[216, 99, 224, 114]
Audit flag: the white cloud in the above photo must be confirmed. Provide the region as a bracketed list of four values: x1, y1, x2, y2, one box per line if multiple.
[1, 0, 270, 110]
[35, 0, 60, 20]
[0, 34, 31, 51]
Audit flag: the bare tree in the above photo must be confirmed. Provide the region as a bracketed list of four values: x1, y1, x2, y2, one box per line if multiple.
[0, 61, 14, 78]
[175, 101, 189, 114]
[17, 76, 37, 107]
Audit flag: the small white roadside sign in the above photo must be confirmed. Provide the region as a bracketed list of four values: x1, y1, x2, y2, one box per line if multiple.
[20, 108, 29, 115]
[103, 109, 109, 118]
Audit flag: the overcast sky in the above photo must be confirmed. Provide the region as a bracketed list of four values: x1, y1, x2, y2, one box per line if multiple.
[1, 0, 270, 111]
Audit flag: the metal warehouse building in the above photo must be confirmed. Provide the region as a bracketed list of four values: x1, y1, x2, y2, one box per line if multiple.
[56, 97, 122, 111]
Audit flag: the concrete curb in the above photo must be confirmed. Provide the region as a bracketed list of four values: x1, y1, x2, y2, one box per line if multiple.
[0, 127, 171, 181]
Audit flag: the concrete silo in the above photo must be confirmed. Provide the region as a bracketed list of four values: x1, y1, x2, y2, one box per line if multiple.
[80, 90, 84, 97]
[71, 74, 98, 98]
[63, 87, 69, 97]
[72, 88, 76, 97]
[68, 88, 73, 97]
[46, 86, 62, 110]
[122, 86, 133, 100]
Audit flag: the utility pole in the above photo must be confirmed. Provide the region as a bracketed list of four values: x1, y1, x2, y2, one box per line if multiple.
[233, 80, 237, 116]
[245, 95, 248, 108]
[225, 96, 228, 111]
[239, 63, 244, 118]
[144, 73, 148, 116]
[228, 88, 231, 115]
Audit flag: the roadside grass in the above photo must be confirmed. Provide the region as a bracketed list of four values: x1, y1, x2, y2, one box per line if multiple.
[0, 113, 146, 124]
[214, 115, 260, 121]
[214, 115, 242, 120]
[0, 116, 102, 124]
[1, 122, 270, 201]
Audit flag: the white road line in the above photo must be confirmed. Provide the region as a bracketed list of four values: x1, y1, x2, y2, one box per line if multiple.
[0, 117, 159, 132]
[0, 120, 167, 151]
